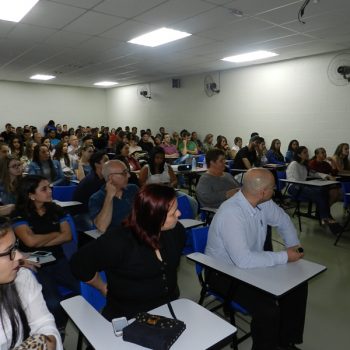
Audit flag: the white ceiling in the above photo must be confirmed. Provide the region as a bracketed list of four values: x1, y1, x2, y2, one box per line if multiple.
[0, 0, 349, 88]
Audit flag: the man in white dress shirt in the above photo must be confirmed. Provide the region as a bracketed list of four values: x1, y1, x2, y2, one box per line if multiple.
[206, 168, 307, 350]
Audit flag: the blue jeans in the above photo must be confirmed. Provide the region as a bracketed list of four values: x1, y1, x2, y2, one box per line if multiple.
[36, 256, 80, 329]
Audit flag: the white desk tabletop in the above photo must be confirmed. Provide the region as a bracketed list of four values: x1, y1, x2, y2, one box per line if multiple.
[280, 179, 339, 186]
[53, 200, 82, 207]
[84, 221, 204, 239]
[178, 218, 204, 229]
[84, 229, 103, 239]
[187, 252, 326, 298]
[61, 296, 236, 350]
[200, 207, 218, 213]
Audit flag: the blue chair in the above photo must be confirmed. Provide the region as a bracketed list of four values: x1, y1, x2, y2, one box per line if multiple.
[52, 185, 77, 201]
[177, 195, 195, 254]
[177, 195, 194, 219]
[334, 182, 350, 246]
[190, 226, 251, 349]
[80, 271, 107, 312]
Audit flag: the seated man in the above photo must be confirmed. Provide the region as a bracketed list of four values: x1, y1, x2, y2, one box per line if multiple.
[196, 149, 240, 209]
[89, 160, 138, 233]
[233, 135, 262, 170]
[205, 168, 307, 350]
[73, 151, 109, 230]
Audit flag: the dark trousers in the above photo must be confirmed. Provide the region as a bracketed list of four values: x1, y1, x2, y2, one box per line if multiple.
[232, 282, 308, 350]
[289, 184, 330, 219]
[36, 256, 80, 329]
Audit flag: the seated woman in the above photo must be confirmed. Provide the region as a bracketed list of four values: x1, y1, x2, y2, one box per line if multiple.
[70, 184, 185, 320]
[309, 147, 341, 205]
[0, 217, 62, 350]
[0, 156, 23, 216]
[9, 136, 24, 159]
[128, 134, 142, 155]
[12, 175, 80, 334]
[28, 145, 65, 186]
[75, 145, 94, 181]
[215, 135, 235, 159]
[160, 133, 179, 158]
[266, 139, 285, 165]
[285, 139, 299, 163]
[41, 137, 55, 158]
[115, 141, 141, 171]
[332, 143, 350, 174]
[202, 133, 214, 154]
[231, 136, 242, 153]
[286, 146, 341, 232]
[139, 147, 198, 216]
[53, 141, 76, 177]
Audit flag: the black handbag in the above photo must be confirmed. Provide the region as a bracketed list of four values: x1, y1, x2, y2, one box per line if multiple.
[122, 302, 186, 350]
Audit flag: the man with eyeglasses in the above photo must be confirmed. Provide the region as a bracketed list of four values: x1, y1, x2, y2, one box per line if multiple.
[89, 160, 138, 233]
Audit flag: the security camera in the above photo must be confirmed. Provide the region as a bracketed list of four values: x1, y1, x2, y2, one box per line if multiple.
[337, 66, 350, 82]
[208, 82, 220, 93]
[140, 90, 151, 99]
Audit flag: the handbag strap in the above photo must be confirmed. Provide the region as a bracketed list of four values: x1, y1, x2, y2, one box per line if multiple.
[167, 301, 177, 320]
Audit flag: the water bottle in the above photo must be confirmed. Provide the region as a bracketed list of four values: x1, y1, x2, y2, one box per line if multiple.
[202, 157, 207, 169]
[191, 156, 196, 170]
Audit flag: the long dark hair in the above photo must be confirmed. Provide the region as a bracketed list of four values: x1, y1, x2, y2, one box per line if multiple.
[293, 146, 308, 165]
[149, 147, 165, 175]
[123, 184, 176, 250]
[32, 144, 57, 182]
[9, 136, 24, 158]
[288, 139, 299, 151]
[0, 218, 30, 347]
[15, 175, 58, 220]
[0, 155, 22, 194]
[54, 141, 70, 167]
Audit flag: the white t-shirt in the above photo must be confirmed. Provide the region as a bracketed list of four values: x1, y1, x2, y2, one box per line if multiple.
[0, 268, 63, 350]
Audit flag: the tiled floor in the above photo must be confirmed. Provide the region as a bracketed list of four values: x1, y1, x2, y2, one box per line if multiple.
[64, 202, 350, 350]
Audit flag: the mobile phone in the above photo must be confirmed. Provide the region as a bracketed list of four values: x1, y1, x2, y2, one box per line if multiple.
[31, 251, 52, 257]
[112, 317, 128, 336]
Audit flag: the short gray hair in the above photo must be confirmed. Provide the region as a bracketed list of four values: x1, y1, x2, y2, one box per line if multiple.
[102, 160, 125, 181]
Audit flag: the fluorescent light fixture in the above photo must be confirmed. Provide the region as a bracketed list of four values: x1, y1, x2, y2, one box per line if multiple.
[0, 0, 39, 23]
[221, 50, 278, 63]
[30, 74, 56, 81]
[128, 27, 191, 47]
[94, 81, 119, 87]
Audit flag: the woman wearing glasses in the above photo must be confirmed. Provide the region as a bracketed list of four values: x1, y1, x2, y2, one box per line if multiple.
[71, 184, 185, 320]
[12, 175, 80, 335]
[0, 155, 24, 216]
[0, 217, 62, 350]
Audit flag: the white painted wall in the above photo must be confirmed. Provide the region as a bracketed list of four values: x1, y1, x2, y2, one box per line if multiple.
[106, 52, 350, 156]
[0, 81, 107, 132]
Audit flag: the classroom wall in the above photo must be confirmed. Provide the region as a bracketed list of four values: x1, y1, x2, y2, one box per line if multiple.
[106, 52, 350, 155]
[0, 80, 107, 132]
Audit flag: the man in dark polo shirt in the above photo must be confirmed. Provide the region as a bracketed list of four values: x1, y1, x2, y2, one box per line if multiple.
[72, 151, 108, 230]
[233, 135, 263, 170]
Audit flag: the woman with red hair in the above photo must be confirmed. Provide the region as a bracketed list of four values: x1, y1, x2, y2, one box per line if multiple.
[70, 184, 186, 320]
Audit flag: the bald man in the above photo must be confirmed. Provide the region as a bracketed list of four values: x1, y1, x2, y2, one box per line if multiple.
[206, 168, 307, 350]
[89, 160, 138, 233]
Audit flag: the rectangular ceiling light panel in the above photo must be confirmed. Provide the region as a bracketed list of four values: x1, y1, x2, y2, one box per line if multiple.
[128, 27, 191, 47]
[222, 50, 278, 63]
[0, 0, 39, 22]
[94, 81, 119, 87]
[30, 74, 56, 81]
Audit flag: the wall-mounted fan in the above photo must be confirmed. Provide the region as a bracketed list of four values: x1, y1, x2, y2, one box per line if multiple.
[137, 85, 152, 99]
[327, 53, 350, 86]
[204, 74, 220, 97]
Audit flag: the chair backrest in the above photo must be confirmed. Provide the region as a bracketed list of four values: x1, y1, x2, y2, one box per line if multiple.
[52, 185, 77, 201]
[191, 226, 209, 275]
[341, 182, 350, 208]
[62, 214, 78, 259]
[80, 271, 107, 311]
[177, 195, 194, 219]
[276, 171, 286, 191]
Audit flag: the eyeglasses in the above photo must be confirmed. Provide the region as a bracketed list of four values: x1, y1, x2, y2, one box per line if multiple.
[9, 163, 23, 169]
[0, 239, 19, 261]
[110, 169, 130, 176]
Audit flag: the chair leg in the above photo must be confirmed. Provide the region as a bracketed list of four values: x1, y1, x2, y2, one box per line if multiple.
[76, 332, 83, 350]
[296, 202, 302, 232]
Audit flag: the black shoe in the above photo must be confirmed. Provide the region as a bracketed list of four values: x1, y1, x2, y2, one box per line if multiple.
[328, 222, 343, 235]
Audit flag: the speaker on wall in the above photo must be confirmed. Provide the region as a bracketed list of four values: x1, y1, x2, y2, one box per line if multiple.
[172, 79, 181, 88]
